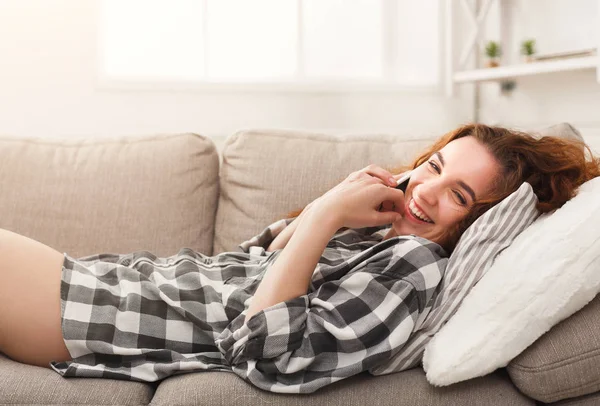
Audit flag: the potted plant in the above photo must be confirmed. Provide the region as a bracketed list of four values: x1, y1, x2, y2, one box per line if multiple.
[485, 41, 501, 67]
[521, 39, 536, 63]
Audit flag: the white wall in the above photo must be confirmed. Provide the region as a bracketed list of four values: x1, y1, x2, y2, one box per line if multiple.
[0, 0, 470, 151]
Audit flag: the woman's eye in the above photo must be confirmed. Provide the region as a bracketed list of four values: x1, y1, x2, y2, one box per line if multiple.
[454, 191, 467, 206]
[428, 160, 441, 173]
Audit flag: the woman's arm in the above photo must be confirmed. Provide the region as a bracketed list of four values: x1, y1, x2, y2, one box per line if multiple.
[246, 205, 337, 322]
[266, 202, 316, 252]
[265, 221, 298, 252]
[245, 165, 406, 323]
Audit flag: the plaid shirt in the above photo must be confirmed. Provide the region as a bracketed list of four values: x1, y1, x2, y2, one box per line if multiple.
[51, 218, 447, 394]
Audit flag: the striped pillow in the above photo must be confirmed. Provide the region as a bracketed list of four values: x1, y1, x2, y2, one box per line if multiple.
[369, 182, 539, 375]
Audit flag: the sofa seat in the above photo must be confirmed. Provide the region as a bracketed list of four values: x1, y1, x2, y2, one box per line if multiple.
[149, 368, 534, 406]
[0, 354, 155, 405]
[0, 350, 531, 405]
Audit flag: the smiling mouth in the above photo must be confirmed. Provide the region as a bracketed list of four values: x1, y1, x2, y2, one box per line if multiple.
[408, 199, 434, 224]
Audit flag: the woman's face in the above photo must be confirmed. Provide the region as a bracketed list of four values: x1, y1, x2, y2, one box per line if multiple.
[389, 136, 500, 246]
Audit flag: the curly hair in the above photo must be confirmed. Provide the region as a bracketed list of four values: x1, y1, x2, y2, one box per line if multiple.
[388, 123, 600, 250]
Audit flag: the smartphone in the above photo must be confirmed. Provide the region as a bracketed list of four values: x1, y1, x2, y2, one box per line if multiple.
[378, 171, 411, 213]
[395, 171, 412, 193]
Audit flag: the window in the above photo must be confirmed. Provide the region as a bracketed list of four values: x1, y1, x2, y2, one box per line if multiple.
[99, 0, 440, 89]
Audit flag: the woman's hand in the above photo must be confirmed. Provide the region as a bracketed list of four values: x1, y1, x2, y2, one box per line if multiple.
[312, 165, 407, 229]
[248, 165, 406, 321]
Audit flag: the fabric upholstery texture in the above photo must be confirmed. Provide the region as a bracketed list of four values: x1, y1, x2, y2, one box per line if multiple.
[0, 133, 219, 257]
[544, 389, 600, 405]
[0, 354, 155, 405]
[508, 294, 600, 404]
[149, 369, 534, 406]
[531, 122, 585, 141]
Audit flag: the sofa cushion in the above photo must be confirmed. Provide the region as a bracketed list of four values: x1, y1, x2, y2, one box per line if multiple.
[0, 133, 218, 257]
[214, 129, 435, 254]
[507, 294, 600, 403]
[150, 368, 534, 406]
[0, 354, 154, 405]
[531, 122, 584, 141]
[549, 391, 600, 405]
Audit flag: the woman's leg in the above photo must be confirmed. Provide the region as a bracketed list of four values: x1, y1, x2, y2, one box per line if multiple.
[0, 228, 72, 367]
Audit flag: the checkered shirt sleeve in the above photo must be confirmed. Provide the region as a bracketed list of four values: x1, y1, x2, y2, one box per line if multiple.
[215, 237, 447, 394]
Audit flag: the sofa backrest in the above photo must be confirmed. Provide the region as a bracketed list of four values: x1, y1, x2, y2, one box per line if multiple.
[214, 129, 435, 254]
[0, 123, 585, 260]
[0, 133, 219, 258]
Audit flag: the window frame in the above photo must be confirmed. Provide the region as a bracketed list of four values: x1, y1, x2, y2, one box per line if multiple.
[95, 0, 443, 94]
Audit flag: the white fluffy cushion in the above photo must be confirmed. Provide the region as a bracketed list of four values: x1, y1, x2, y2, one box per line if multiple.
[422, 176, 600, 386]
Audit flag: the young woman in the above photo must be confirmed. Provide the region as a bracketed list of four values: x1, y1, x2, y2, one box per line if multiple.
[0, 124, 598, 393]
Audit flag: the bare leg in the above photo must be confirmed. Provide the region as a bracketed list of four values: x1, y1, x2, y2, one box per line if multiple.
[0, 228, 72, 367]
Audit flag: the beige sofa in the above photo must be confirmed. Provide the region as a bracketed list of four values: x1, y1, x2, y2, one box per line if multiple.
[1, 128, 599, 405]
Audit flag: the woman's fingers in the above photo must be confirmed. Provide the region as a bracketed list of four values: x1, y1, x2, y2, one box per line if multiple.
[363, 167, 409, 212]
[361, 164, 398, 187]
[382, 186, 406, 215]
[370, 186, 406, 226]
[318, 173, 407, 229]
[380, 201, 395, 211]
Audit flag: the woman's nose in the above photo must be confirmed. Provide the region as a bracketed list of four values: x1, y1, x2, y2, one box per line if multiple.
[416, 180, 439, 207]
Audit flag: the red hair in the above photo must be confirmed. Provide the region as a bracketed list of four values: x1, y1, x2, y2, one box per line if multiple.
[392, 124, 600, 249]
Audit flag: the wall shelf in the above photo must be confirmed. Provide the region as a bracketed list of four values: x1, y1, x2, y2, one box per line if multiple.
[454, 55, 599, 83]
[444, 0, 600, 96]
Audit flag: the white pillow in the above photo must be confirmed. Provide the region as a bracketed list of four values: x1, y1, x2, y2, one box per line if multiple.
[422, 176, 600, 386]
